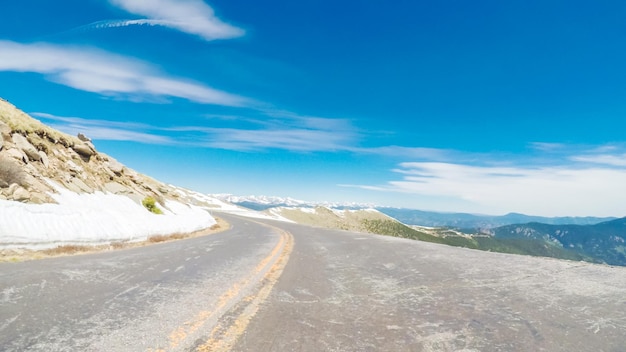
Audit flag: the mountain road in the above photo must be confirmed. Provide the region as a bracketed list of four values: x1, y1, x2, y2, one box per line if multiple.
[1, 213, 626, 351]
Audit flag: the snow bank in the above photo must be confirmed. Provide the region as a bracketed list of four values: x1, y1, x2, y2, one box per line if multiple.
[0, 182, 216, 249]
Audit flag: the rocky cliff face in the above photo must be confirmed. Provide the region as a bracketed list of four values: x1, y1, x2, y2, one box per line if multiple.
[0, 98, 178, 208]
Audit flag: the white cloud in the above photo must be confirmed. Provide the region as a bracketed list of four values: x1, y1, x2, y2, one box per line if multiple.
[65, 126, 173, 144]
[179, 110, 360, 152]
[32, 110, 358, 152]
[261, 109, 355, 131]
[108, 0, 244, 40]
[353, 145, 459, 160]
[200, 127, 354, 151]
[344, 144, 626, 217]
[0, 40, 249, 106]
[571, 153, 626, 167]
[529, 142, 567, 152]
[32, 113, 174, 145]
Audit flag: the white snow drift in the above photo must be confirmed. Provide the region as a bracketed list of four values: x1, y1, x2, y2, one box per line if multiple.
[0, 181, 216, 249]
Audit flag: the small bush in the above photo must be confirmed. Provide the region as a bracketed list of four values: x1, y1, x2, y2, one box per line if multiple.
[142, 196, 163, 214]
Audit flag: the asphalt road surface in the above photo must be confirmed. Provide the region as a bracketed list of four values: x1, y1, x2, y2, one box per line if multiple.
[1, 213, 626, 351]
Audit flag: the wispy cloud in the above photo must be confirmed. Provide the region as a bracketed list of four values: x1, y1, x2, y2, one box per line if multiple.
[343, 144, 626, 217]
[32, 113, 174, 145]
[353, 145, 462, 161]
[0, 41, 249, 106]
[106, 0, 244, 41]
[196, 127, 355, 151]
[571, 153, 626, 167]
[529, 142, 567, 152]
[171, 110, 360, 152]
[32, 110, 359, 152]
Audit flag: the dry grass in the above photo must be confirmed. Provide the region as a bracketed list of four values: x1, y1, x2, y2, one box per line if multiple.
[0, 98, 80, 145]
[274, 207, 393, 233]
[42, 244, 92, 256]
[110, 242, 126, 249]
[148, 233, 185, 243]
[0, 217, 229, 263]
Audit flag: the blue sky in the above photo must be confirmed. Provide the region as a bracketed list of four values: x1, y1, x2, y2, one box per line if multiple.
[1, 0, 626, 217]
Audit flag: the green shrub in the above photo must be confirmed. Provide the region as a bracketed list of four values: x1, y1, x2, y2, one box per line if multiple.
[142, 196, 163, 214]
[362, 219, 447, 244]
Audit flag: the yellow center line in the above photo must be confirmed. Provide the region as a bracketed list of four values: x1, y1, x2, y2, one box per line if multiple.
[157, 221, 294, 351]
[196, 227, 294, 351]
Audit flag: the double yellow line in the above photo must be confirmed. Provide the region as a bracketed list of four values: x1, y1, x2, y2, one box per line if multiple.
[151, 222, 294, 352]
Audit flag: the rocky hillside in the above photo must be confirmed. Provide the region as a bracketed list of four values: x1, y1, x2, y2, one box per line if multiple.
[0, 98, 226, 250]
[0, 98, 182, 207]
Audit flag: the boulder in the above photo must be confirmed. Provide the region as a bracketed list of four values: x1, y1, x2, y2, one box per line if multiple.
[106, 158, 125, 176]
[24, 175, 52, 196]
[0, 156, 23, 187]
[12, 133, 41, 162]
[38, 151, 49, 168]
[63, 179, 83, 194]
[72, 142, 96, 159]
[66, 160, 83, 174]
[104, 181, 132, 195]
[126, 169, 139, 182]
[126, 192, 145, 205]
[77, 133, 91, 142]
[29, 192, 51, 204]
[8, 183, 30, 202]
[0, 132, 4, 151]
[69, 177, 93, 193]
[5, 148, 27, 163]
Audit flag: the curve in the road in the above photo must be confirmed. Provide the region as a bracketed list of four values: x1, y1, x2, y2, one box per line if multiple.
[159, 221, 294, 351]
[0, 215, 292, 352]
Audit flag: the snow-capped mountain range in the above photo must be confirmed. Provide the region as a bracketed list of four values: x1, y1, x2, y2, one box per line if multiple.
[213, 194, 616, 229]
[211, 194, 376, 211]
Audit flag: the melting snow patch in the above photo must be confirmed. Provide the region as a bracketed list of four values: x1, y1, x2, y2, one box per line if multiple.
[0, 181, 216, 249]
[298, 207, 317, 214]
[331, 209, 346, 217]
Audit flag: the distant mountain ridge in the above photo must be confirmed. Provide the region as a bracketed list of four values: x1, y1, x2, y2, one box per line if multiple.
[488, 217, 626, 266]
[266, 206, 595, 264]
[217, 195, 616, 228]
[212, 194, 375, 211]
[226, 195, 624, 266]
[376, 208, 616, 228]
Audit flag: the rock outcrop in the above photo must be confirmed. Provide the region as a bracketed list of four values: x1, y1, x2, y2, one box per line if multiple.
[0, 98, 182, 208]
[12, 133, 42, 162]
